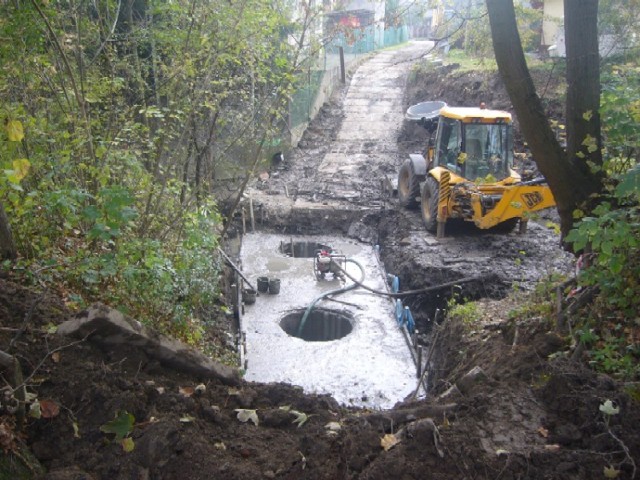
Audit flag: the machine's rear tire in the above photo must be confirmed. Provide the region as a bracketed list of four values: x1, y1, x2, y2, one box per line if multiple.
[421, 176, 439, 232]
[397, 160, 421, 209]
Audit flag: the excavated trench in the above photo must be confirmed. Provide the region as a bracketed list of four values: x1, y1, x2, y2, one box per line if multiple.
[231, 205, 571, 410]
[230, 40, 573, 410]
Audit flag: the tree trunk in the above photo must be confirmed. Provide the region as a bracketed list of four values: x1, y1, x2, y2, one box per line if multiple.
[565, 0, 603, 172]
[485, 0, 603, 238]
[0, 201, 17, 260]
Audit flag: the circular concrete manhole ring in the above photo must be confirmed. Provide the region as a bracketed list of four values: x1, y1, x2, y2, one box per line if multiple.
[279, 241, 333, 258]
[280, 308, 354, 342]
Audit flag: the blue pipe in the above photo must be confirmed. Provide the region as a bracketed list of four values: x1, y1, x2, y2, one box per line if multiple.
[395, 299, 404, 325]
[297, 258, 366, 337]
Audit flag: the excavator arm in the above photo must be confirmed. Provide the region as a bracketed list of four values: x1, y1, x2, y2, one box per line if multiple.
[469, 184, 556, 229]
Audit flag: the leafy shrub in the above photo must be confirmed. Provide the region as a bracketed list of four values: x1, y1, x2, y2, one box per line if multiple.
[600, 64, 640, 174]
[566, 165, 640, 380]
[447, 301, 479, 325]
[566, 165, 640, 314]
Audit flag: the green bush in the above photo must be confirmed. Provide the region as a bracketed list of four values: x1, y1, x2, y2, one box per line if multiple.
[566, 165, 640, 379]
[566, 165, 640, 314]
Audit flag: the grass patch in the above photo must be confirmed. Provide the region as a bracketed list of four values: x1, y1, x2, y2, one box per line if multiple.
[445, 49, 497, 72]
[448, 301, 480, 325]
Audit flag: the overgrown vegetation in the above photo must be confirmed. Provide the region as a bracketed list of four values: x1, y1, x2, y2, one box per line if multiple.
[510, 59, 639, 380]
[0, 0, 315, 346]
[561, 60, 640, 381]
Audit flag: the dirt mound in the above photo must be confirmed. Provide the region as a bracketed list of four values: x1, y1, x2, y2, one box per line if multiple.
[3, 276, 638, 479]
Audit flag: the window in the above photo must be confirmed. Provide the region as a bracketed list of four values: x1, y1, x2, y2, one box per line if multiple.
[461, 123, 513, 181]
[435, 117, 461, 171]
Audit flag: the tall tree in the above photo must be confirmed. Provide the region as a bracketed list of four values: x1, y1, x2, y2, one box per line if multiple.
[485, 0, 603, 238]
[564, 0, 602, 172]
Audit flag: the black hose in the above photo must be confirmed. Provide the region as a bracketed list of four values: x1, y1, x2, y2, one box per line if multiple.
[296, 258, 366, 337]
[330, 259, 497, 298]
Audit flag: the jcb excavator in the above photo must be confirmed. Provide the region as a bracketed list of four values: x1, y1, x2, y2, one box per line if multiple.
[398, 101, 555, 237]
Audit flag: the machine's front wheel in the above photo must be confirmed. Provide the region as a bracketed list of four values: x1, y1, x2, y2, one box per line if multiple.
[421, 176, 439, 232]
[397, 160, 421, 209]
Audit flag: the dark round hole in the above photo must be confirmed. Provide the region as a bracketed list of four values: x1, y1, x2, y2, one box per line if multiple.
[279, 241, 333, 258]
[280, 308, 353, 342]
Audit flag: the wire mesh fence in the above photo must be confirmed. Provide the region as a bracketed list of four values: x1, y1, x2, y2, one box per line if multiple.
[287, 25, 409, 146]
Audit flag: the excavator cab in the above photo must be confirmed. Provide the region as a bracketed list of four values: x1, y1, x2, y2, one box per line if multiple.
[397, 103, 555, 236]
[433, 107, 515, 183]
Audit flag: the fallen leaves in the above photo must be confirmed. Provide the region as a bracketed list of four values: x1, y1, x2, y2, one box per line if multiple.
[179, 386, 195, 397]
[29, 402, 41, 419]
[100, 411, 135, 441]
[279, 406, 310, 428]
[290, 410, 309, 428]
[0, 418, 19, 454]
[604, 465, 621, 478]
[235, 409, 259, 426]
[599, 399, 620, 416]
[179, 384, 206, 397]
[380, 433, 400, 451]
[325, 421, 342, 436]
[121, 437, 135, 453]
[100, 411, 135, 452]
[39, 399, 60, 419]
[29, 399, 60, 419]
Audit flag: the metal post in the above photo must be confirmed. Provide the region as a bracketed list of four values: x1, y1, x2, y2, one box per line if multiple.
[249, 196, 255, 232]
[339, 46, 346, 84]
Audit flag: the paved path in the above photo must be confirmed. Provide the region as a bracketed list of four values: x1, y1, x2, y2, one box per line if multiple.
[249, 41, 434, 220]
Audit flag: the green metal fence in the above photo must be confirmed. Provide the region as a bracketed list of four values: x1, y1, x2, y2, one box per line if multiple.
[289, 69, 325, 133]
[288, 24, 409, 136]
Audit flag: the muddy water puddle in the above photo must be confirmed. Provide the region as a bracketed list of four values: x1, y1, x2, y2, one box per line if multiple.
[239, 233, 418, 409]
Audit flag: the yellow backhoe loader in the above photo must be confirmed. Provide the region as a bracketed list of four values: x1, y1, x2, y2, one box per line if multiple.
[398, 101, 555, 237]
